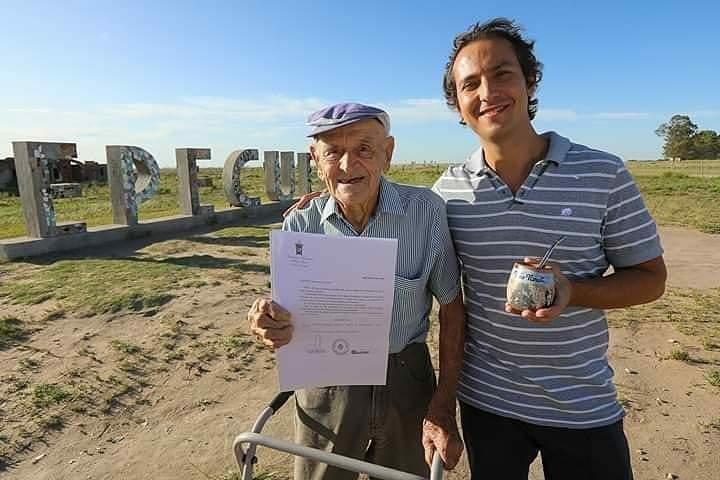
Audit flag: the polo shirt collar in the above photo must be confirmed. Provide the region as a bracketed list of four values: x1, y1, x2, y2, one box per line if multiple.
[464, 131, 572, 175]
[320, 176, 405, 224]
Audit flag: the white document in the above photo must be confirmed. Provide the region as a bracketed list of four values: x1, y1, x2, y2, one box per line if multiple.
[270, 230, 398, 391]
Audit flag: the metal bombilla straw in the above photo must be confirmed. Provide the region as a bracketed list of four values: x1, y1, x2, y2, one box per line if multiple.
[537, 236, 567, 269]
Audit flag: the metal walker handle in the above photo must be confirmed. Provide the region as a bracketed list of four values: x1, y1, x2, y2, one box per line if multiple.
[234, 392, 445, 480]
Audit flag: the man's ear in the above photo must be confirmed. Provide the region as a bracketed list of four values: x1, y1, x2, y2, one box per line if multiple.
[309, 143, 324, 180]
[527, 80, 537, 99]
[382, 136, 395, 173]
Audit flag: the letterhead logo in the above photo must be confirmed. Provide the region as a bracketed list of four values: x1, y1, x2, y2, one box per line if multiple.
[295, 241, 304, 256]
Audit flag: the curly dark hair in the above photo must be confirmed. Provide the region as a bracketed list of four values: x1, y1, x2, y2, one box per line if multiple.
[442, 18, 543, 121]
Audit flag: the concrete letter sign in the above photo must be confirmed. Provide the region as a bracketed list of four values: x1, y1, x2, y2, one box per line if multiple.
[106, 146, 160, 226]
[279, 151, 296, 201]
[12, 141, 87, 237]
[222, 149, 260, 207]
[264, 151, 280, 201]
[176, 148, 213, 215]
[296, 152, 312, 196]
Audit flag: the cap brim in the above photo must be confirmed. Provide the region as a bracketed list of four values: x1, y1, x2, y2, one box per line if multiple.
[306, 114, 388, 137]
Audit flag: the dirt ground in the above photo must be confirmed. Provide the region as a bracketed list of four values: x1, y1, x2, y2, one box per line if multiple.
[1, 225, 718, 480]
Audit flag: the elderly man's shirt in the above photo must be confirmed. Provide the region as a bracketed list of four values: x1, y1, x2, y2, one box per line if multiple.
[283, 177, 461, 354]
[433, 131, 663, 429]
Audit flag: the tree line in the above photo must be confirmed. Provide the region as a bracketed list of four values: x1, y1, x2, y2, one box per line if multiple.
[655, 115, 720, 160]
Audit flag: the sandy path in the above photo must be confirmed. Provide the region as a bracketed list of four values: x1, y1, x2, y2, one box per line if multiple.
[1, 225, 718, 480]
[659, 226, 720, 289]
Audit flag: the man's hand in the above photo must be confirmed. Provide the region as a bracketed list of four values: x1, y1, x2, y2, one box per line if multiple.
[505, 258, 572, 323]
[282, 191, 325, 217]
[421, 396, 464, 470]
[247, 298, 293, 350]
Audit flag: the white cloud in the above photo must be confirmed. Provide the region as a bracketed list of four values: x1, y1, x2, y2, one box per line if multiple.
[100, 96, 328, 123]
[380, 98, 455, 122]
[5, 107, 52, 114]
[537, 109, 652, 121]
[587, 112, 650, 120]
[536, 109, 579, 121]
[0, 96, 327, 164]
[0, 95, 668, 165]
[689, 110, 720, 118]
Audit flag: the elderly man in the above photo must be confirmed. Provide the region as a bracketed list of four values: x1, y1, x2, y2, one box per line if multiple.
[247, 103, 465, 479]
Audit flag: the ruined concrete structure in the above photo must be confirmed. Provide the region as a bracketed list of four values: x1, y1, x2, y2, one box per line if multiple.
[197, 176, 213, 188]
[50, 183, 83, 199]
[0, 157, 107, 196]
[0, 157, 18, 195]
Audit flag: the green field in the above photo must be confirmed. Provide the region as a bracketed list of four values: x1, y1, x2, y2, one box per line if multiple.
[627, 159, 720, 177]
[1, 160, 719, 239]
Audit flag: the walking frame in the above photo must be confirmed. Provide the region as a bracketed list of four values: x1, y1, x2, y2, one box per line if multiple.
[233, 391, 445, 480]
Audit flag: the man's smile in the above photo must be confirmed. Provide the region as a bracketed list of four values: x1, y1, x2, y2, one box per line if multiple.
[337, 176, 365, 185]
[478, 103, 510, 117]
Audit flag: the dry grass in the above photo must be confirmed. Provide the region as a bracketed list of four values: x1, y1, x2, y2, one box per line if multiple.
[0, 259, 182, 316]
[0, 316, 29, 349]
[669, 349, 691, 361]
[607, 287, 720, 331]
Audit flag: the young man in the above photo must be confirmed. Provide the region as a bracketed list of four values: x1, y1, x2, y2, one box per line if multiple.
[432, 18, 667, 480]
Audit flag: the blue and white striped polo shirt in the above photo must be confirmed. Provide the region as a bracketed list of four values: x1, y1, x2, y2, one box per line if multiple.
[283, 177, 461, 354]
[433, 131, 664, 429]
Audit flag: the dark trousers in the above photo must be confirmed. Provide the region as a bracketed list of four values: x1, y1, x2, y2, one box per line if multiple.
[294, 343, 436, 480]
[460, 402, 634, 480]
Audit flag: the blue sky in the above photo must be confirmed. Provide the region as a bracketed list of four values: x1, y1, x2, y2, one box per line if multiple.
[1, 0, 719, 167]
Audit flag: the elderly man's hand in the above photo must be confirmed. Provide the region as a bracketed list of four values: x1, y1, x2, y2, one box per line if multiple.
[505, 258, 572, 323]
[248, 298, 293, 350]
[421, 397, 464, 470]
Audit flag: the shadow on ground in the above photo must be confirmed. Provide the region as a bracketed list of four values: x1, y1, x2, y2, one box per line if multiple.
[5, 220, 278, 267]
[125, 254, 270, 273]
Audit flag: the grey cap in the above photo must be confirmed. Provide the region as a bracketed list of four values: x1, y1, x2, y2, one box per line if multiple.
[306, 102, 391, 137]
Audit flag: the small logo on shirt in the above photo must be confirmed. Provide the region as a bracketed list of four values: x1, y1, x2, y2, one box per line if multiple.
[561, 208, 573, 217]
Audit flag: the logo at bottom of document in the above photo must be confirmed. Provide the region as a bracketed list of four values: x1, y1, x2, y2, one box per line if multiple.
[305, 335, 327, 354]
[332, 339, 350, 355]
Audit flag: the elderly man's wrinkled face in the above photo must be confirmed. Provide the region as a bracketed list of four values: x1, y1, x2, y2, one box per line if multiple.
[310, 119, 394, 211]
